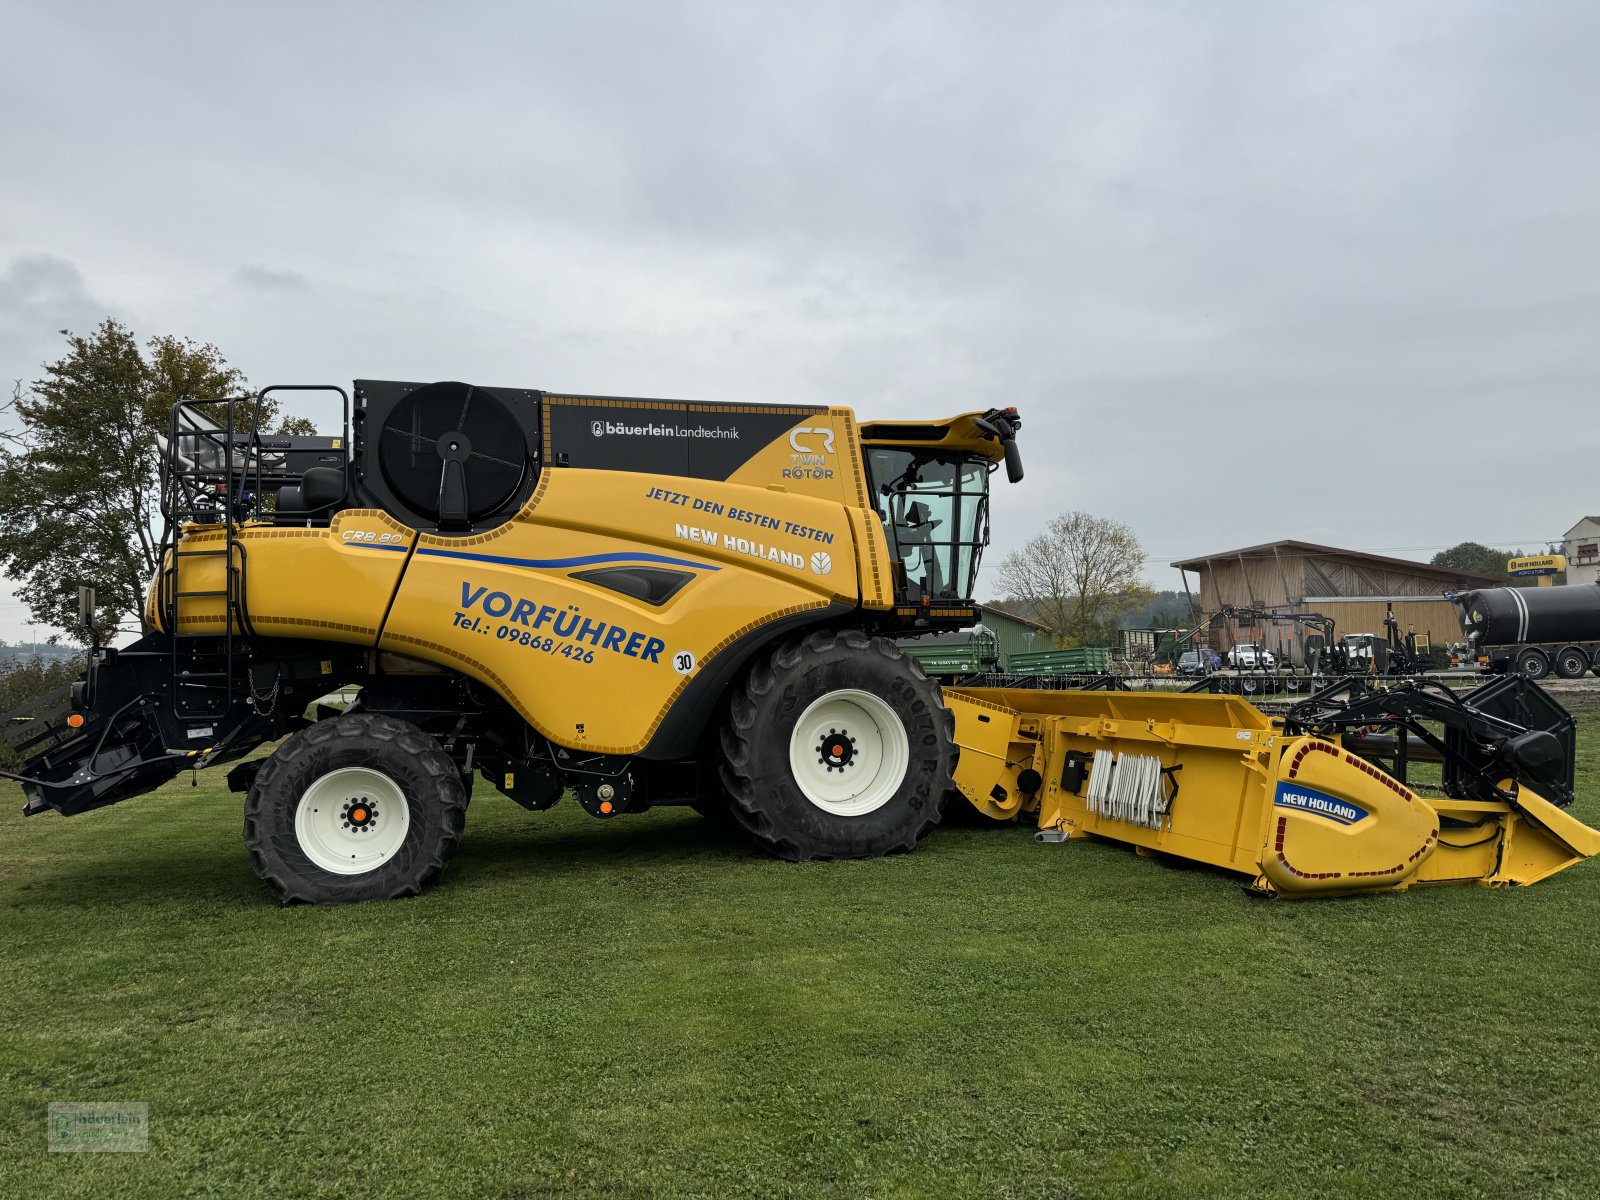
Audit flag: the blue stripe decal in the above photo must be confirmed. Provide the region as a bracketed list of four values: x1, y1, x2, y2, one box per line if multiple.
[344, 542, 409, 552]
[414, 546, 719, 572]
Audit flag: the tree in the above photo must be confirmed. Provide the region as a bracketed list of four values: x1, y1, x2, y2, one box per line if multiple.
[1430, 542, 1509, 577]
[0, 320, 309, 640]
[1117, 589, 1199, 631]
[995, 511, 1154, 646]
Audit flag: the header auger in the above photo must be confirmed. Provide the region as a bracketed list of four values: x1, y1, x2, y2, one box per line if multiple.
[3, 380, 1594, 903]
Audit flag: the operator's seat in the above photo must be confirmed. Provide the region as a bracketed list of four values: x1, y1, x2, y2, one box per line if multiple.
[898, 501, 946, 597]
[275, 466, 348, 518]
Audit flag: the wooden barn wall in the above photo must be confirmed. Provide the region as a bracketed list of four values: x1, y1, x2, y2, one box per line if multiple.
[1187, 551, 1479, 657]
[1195, 553, 1306, 612]
[1301, 555, 1466, 598]
[1312, 599, 1467, 647]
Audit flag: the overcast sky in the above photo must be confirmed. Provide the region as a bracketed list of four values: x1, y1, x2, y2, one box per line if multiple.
[2, 0, 1597, 642]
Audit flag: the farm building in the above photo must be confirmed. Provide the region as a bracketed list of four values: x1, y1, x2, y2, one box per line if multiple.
[897, 605, 1050, 664]
[1564, 517, 1600, 588]
[1170, 540, 1502, 664]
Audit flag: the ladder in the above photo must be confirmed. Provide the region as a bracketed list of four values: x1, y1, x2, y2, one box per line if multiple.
[159, 398, 258, 721]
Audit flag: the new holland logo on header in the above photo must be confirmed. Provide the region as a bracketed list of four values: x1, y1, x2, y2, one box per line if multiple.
[1273, 782, 1370, 826]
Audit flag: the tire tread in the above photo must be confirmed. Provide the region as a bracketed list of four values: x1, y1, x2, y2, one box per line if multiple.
[718, 629, 951, 861]
[244, 712, 468, 905]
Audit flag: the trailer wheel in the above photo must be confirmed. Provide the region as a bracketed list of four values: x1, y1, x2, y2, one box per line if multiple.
[1515, 647, 1551, 680]
[244, 713, 468, 905]
[1554, 646, 1589, 679]
[719, 629, 954, 860]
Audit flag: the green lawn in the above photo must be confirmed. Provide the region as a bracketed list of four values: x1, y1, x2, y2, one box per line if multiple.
[4, 700, 1600, 1199]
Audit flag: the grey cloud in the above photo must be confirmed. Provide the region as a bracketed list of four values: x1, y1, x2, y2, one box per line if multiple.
[0, 253, 97, 325]
[233, 265, 312, 293]
[0, 253, 108, 384]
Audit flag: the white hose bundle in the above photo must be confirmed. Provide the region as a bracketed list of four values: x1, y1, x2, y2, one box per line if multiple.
[1085, 751, 1170, 830]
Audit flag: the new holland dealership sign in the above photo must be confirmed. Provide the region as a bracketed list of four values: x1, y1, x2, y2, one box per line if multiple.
[1507, 555, 1566, 578]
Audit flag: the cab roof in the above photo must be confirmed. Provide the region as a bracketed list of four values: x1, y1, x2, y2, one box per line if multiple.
[859, 409, 1018, 462]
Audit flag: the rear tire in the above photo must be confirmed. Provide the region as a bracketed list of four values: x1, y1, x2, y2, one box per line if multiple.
[1554, 646, 1589, 679]
[1516, 647, 1552, 680]
[244, 713, 469, 904]
[719, 629, 954, 861]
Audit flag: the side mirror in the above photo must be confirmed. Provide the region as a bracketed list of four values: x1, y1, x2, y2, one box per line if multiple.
[1002, 437, 1024, 483]
[977, 408, 1025, 483]
[77, 585, 97, 640]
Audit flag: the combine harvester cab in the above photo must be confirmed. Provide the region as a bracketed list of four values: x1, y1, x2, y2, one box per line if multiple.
[944, 684, 1599, 897]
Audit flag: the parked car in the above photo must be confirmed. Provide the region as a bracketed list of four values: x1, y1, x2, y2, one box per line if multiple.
[1177, 650, 1207, 676]
[1227, 644, 1276, 669]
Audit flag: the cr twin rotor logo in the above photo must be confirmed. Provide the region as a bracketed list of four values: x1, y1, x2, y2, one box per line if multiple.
[788, 426, 835, 456]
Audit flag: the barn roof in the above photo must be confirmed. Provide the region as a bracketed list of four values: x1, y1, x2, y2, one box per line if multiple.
[1170, 539, 1503, 586]
[977, 604, 1050, 631]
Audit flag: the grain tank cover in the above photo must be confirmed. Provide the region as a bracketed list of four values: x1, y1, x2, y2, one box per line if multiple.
[1454, 583, 1600, 647]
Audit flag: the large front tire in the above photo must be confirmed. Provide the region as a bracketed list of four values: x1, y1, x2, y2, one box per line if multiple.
[719, 630, 955, 861]
[244, 713, 469, 905]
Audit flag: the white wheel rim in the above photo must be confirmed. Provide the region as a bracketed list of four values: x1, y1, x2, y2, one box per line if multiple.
[787, 688, 911, 817]
[294, 767, 411, 875]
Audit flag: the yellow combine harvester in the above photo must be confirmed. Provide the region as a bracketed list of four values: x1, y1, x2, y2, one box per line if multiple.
[7, 381, 1596, 903]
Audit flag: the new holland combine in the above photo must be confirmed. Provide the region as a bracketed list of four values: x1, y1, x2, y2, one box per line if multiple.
[5, 381, 1596, 903]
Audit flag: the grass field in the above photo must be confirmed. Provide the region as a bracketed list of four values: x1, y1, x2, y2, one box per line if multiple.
[4, 699, 1600, 1199]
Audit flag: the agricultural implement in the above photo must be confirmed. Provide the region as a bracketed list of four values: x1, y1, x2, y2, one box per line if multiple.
[4, 383, 1595, 903]
[1454, 582, 1600, 679]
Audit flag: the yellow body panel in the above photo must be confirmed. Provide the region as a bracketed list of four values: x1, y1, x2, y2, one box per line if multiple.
[374, 465, 868, 753]
[151, 417, 895, 756]
[152, 509, 418, 639]
[945, 691, 1024, 819]
[722, 406, 874, 511]
[382, 526, 838, 756]
[509, 468, 863, 605]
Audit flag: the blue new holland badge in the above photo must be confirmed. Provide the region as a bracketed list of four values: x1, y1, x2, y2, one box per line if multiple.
[1273, 781, 1370, 826]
